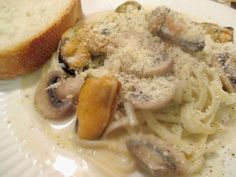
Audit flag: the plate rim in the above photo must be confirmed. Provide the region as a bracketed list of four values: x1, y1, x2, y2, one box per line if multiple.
[1, 0, 236, 177]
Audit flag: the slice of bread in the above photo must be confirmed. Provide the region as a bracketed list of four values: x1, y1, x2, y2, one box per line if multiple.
[0, 0, 81, 79]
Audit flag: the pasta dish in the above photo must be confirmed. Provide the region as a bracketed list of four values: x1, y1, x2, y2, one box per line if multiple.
[34, 1, 236, 177]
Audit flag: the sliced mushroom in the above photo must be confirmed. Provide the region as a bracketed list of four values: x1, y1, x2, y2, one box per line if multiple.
[115, 1, 142, 13]
[126, 134, 187, 177]
[127, 58, 173, 77]
[148, 6, 205, 52]
[58, 26, 111, 75]
[76, 76, 121, 139]
[209, 53, 236, 92]
[122, 43, 174, 77]
[128, 77, 176, 110]
[34, 70, 84, 120]
[56, 75, 84, 99]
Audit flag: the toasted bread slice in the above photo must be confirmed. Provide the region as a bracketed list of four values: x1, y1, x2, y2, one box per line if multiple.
[0, 0, 81, 79]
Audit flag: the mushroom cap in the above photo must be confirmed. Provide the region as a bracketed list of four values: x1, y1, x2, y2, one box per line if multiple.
[127, 77, 176, 110]
[118, 33, 174, 78]
[56, 75, 84, 99]
[34, 70, 75, 120]
[123, 57, 174, 78]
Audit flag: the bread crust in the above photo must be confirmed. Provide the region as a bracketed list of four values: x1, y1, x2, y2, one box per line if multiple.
[0, 0, 81, 79]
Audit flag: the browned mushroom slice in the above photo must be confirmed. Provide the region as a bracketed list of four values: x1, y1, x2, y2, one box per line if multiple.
[149, 6, 205, 52]
[209, 53, 236, 92]
[202, 23, 233, 43]
[115, 1, 142, 13]
[34, 70, 84, 120]
[128, 77, 176, 110]
[126, 134, 187, 177]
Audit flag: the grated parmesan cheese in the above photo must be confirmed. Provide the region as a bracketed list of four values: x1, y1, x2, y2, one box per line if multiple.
[80, 8, 178, 104]
[73, 5, 236, 104]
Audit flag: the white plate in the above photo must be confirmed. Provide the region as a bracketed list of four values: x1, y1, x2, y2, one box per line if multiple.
[1, 0, 236, 177]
